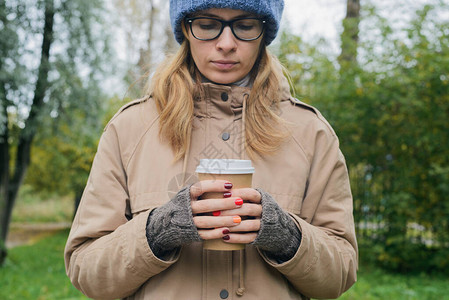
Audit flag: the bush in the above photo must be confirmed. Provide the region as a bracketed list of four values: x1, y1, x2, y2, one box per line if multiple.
[278, 2, 449, 274]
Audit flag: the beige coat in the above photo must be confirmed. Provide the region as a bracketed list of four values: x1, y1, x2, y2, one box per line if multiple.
[64, 79, 358, 300]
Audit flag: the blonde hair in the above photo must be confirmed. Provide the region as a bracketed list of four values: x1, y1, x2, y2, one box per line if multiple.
[146, 38, 289, 161]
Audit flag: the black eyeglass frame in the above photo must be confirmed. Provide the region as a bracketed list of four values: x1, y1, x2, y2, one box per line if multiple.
[185, 17, 266, 41]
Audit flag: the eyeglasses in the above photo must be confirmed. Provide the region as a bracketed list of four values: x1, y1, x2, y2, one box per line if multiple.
[186, 17, 266, 41]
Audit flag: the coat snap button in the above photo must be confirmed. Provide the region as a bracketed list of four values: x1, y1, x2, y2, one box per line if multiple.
[221, 92, 229, 101]
[220, 289, 229, 299]
[222, 132, 230, 141]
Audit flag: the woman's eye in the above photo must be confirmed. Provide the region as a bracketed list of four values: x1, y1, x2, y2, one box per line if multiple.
[235, 21, 257, 31]
[236, 24, 254, 31]
[197, 21, 220, 30]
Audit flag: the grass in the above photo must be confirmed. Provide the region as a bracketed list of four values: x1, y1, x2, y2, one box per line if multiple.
[1, 229, 449, 300]
[0, 229, 87, 300]
[336, 264, 449, 300]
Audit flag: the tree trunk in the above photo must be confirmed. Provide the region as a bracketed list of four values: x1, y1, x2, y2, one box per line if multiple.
[0, 0, 11, 265]
[0, 90, 9, 265]
[137, 0, 156, 87]
[338, 0, 361, 73]
[0, 0, 55, 266]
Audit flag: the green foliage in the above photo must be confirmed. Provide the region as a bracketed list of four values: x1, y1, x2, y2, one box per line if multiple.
[2, 0, 111, 127]
[278, 2, 449, 274]
[0, 0, 114, 200]
[0, 230, 87, 299]
[24, 95, 130, 198]
[1, 0, 112, 167]
[25, 120, 100, 197]
[0, 1, 28, 111]
[1, 231, 447, 299]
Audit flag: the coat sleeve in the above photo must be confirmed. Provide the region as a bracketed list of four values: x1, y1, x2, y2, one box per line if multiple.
[259, 124, 358, 299]
[64, 121, 179, 299]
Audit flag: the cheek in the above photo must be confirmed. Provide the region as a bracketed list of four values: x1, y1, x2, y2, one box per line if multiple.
[190, 44, 208, 68]
[244, 45, 261, 68]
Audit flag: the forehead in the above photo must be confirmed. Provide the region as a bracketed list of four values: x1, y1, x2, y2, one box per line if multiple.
[189, 8, 258, 19]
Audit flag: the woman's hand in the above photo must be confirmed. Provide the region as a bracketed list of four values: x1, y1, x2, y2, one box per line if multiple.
[190, 180, 262, 243]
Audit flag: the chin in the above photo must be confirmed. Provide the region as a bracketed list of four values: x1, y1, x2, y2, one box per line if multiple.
[207, 74, 242, 85]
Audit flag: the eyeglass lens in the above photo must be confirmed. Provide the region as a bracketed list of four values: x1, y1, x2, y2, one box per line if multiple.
[190, 18, 264, 40]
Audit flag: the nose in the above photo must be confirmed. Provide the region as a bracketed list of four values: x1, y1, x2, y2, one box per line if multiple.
[215, 26, 237, 52]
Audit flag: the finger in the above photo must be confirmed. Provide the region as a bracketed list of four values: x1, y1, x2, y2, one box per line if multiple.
[227, 219, 260, 232]
[219, 203, 262, 217]
[230, 188, 261, 204]
[197, 227, 230, 240]
[193, 215, 242, 229]
[190, 180, 233, 199]
[191, 197, 244, 214]
[223, 232, 258, 244]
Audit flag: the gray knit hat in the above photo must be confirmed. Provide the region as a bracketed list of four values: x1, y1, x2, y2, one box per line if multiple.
[170, 0, 284, 45]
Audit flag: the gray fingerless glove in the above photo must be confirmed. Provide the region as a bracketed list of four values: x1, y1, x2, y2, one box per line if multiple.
[146, 186, 202, 259]
[252, 189, 302, 262]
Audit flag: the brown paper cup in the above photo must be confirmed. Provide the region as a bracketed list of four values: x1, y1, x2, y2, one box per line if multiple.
[196, 159, 254, 251]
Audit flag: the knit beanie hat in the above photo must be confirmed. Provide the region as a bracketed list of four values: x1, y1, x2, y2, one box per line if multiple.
[170, 0, 284, 45]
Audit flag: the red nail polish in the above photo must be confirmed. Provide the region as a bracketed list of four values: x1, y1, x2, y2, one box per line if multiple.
[224, 182, 233, 189]
[235, 198, 243, 206]
[224, 192, 232, 198]
[222, 229, 230, 234]
[223, 235, 230, 241]
[213, 211, 221, 216]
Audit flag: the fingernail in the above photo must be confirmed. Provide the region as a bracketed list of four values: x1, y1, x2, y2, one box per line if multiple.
[233, 216, 241, 223]
[213, 211, 221, 216]
[222, 229, 230, 234]
[235, 198, 243, 206]
[223, 235, 230, 241]
[224, 192, 232, 198]
[224, 182, 233, 189]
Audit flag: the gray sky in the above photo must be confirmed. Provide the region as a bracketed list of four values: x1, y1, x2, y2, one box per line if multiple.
[281, 0, 347, 56]
[283, 0, 346, 42]
[281, 0, 447, 55]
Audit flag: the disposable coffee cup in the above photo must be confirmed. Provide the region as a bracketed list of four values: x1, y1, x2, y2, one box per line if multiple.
[196, 159, 255, 251]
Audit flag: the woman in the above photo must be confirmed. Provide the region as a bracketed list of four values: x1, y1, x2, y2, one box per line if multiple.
[64, 0, 358, 299]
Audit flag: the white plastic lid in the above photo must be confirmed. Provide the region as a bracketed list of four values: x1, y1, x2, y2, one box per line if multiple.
[196, 159, 255, 174]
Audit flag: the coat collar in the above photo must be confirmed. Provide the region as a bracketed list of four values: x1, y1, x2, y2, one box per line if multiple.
[193, 75, 292, 117]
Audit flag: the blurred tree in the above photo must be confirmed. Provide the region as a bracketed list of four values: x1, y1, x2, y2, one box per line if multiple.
[0, 0, 111, 265]
[25, 95, 128, 217]
[350, 3, 449, 272]
[278, 1, 449, 274]
[24, 0, 177, 223]
[0, 0, 24, 261]
[112, 0, 176, 98]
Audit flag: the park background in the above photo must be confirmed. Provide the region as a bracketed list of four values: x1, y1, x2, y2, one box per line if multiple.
[1, 0, 448, 299]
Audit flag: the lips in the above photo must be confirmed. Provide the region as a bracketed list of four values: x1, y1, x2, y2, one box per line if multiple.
[212, 60, 238, 70]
